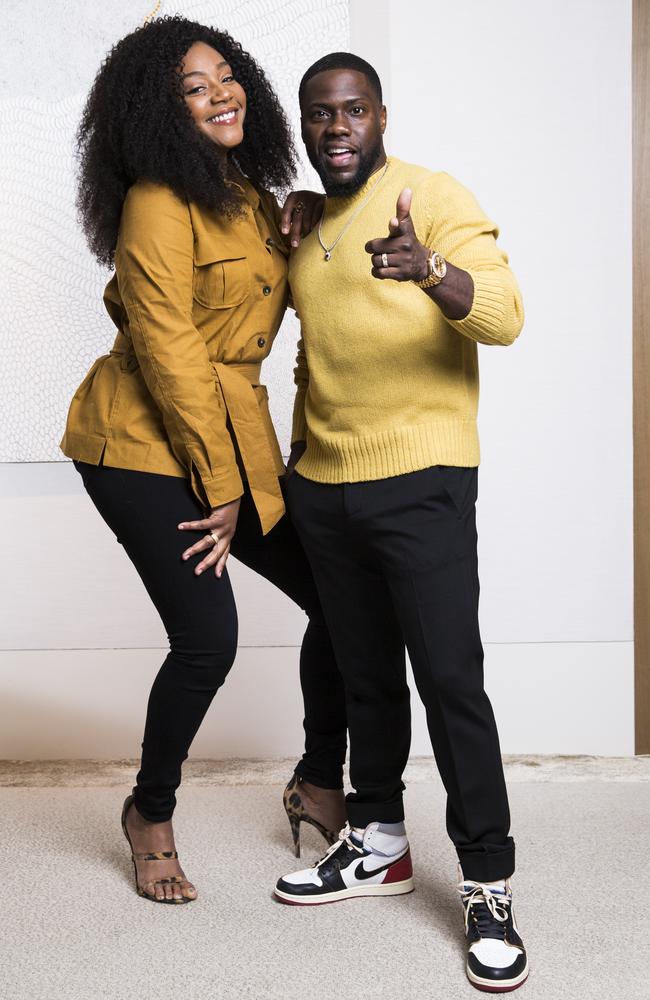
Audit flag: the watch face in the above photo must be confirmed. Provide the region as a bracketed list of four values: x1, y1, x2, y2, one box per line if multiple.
[432, 253, 447, 279]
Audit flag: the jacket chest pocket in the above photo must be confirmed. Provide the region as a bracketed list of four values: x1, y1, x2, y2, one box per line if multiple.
[193, 241, 250, 309]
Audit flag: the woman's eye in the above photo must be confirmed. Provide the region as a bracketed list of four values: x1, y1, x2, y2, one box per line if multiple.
[222, 75, 235, 83]
[186, 86, 204, 95]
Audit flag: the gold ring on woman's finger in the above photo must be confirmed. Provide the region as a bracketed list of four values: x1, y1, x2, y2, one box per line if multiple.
[209, 531, 220, 545]
[381, 252, 389, 268]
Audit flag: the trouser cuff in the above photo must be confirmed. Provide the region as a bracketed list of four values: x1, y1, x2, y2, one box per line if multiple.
[294, 759, 344, 790]
[457, 839, 515, 882]
[133, 784, 176, 824]
[345, 793, 405, 827]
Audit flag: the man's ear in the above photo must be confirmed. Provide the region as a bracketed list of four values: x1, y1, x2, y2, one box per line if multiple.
[380, 105, 387, 134]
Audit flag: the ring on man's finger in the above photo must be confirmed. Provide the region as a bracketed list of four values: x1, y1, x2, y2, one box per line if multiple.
[381, 252, 389, 268]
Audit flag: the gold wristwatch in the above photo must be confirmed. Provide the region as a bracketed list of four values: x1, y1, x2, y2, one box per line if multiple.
[414, 249, 447, 288]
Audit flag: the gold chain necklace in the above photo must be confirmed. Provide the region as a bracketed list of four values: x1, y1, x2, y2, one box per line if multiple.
[317, 161, 389, 261]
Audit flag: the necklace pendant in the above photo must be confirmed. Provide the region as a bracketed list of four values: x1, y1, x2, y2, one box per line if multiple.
[324, 251, 331, 261]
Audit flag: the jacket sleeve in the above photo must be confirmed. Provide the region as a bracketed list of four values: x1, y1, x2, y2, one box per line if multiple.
[415, 173, 524, 347]
[115, 181, 243, 509]
[291, 333, 309, 444]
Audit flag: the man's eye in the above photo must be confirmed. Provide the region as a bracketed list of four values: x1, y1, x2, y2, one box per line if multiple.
[313, 110, 327, 120]
[350, 106, 364, 115]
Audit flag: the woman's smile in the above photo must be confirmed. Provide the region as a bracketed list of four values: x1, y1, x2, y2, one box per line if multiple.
[205, 108, 239, 126]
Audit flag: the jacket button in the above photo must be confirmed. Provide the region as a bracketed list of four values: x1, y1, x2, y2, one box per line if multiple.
[257, 337, 266, 348]
[262, 285, 272, 296]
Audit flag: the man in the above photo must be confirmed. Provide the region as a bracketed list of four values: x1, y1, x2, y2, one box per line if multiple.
[275, 53, 528, 993]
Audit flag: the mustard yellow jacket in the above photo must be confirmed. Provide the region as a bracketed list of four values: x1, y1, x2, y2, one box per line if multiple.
[61, 176, 289, 533]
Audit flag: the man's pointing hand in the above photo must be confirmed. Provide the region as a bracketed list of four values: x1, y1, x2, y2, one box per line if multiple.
[365, 188, 429, 282]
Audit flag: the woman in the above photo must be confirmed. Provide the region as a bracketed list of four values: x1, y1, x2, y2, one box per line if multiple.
[61, 16, 347, 904]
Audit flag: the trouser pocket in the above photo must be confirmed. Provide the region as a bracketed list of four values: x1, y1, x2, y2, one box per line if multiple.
[436, 465, 478, 519]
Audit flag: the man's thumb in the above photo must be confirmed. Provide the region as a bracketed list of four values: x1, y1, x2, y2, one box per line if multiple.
[396, 187, 412, 223]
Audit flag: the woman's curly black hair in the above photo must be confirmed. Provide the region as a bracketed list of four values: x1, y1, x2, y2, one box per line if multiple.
[77, 16, 297, 267]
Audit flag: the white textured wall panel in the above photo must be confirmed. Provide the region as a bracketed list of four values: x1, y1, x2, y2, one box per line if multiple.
[0, 0, 349, 461]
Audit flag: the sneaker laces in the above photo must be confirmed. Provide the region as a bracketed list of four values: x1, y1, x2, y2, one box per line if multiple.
[457, 879, 511, 940]
[309, 823, 364, 869]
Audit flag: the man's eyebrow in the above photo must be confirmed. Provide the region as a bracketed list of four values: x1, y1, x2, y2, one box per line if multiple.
[182, 61, 230, 79]
[307, 96, 369, 108]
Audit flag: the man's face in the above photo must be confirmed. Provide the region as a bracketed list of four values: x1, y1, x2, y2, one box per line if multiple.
[300, 69, 386, 196]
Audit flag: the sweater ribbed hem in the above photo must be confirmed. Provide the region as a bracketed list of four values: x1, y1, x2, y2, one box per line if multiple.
[296, 419, 480, 483]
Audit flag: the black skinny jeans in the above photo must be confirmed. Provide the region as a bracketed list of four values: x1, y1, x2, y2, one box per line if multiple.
[75, 461, 348, 822]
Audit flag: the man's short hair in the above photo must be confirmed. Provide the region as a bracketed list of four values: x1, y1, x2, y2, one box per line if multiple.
[299, 52, 383, 107]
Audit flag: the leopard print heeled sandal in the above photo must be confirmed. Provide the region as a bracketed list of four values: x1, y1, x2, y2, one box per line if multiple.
[283, 773, 340, 859]
[120, 792, 195, 904]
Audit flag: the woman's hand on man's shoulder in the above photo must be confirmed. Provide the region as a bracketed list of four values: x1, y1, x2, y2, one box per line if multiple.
[280, 191, 325, 248]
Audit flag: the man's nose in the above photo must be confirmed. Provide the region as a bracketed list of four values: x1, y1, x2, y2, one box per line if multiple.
[326, 112, 350, 134]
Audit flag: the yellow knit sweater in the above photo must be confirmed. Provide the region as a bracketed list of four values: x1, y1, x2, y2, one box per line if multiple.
[288, 157, 524, 483]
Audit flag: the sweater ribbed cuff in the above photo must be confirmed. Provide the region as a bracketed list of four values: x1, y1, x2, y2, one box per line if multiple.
[450, 270, 514, 346]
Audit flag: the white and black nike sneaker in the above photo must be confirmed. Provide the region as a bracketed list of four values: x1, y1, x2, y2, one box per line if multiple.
[458, 866, 529, 992]
[274, 823, 414, 905]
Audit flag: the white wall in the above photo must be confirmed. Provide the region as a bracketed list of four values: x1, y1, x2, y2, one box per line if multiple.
[0, 0, 634, 758]
[386, 0, 634, 750]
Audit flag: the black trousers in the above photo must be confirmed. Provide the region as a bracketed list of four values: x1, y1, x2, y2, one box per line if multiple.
[75, 462, 347, 822]
[286, 465, 515, 882]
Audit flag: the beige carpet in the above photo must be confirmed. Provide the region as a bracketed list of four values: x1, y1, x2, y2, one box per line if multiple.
[3, 762, 649, 1000]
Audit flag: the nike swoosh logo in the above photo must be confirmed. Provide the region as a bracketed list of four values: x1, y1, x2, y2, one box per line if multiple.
[354, 851, 407, 881]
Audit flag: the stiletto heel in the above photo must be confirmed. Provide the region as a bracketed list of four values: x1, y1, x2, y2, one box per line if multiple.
[288, 811, 302, 857]
[283, 773, 340, 858]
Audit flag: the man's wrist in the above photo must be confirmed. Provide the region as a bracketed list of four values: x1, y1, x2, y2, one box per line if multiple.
[415, 248, 430, 282]
[414, 249, 447, 289]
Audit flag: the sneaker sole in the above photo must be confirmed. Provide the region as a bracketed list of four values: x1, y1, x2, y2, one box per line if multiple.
[466, 960, 529, 993]
[274, 877, 415, 906]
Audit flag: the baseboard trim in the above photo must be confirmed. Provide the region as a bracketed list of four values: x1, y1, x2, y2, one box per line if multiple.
[1, 754, 648, 788]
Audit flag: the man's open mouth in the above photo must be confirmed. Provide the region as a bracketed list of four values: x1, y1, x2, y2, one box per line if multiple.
[324, 146, 356, 166]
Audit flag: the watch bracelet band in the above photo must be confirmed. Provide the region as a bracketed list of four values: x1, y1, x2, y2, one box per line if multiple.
[414, 249, 447, 288]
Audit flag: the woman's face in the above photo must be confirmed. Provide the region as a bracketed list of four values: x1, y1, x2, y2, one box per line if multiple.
[181, 41, 246, 155]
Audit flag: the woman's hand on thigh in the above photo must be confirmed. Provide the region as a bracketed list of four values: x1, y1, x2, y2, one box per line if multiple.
[177, 498, 241, 578]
